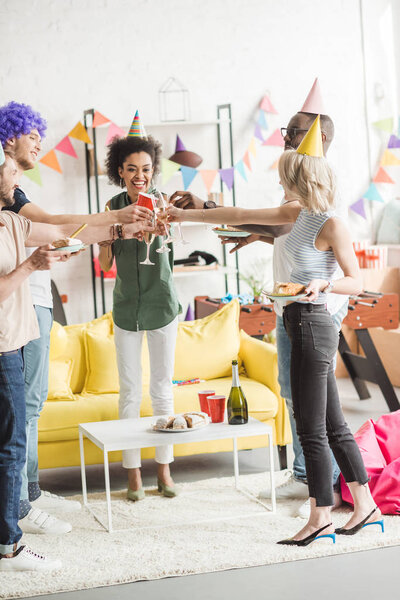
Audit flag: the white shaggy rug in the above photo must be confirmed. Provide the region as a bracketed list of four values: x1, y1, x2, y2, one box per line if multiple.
[2, 471, 400, 599]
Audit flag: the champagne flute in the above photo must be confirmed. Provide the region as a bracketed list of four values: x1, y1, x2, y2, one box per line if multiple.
[153, 190, 172, 254]
[176, 221, 190, 246]
[140, 211, 156, 265]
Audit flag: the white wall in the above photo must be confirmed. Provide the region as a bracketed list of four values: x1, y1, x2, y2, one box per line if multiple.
[1, 0, 399, 323]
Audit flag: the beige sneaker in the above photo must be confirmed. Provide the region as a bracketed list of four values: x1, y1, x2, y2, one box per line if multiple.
[0, 545, 62, 572]
[19, 508, 72, 535]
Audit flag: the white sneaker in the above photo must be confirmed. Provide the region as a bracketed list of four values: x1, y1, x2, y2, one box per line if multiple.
[296, 498, 311, 519]
[258, 471, 309, 500]
[0, 545, 62, 572]
[19, 508, 72, 535]
[31, 490, 81, 513]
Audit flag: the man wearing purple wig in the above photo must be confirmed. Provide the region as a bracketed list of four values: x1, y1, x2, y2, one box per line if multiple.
[0, 101, 149, 536]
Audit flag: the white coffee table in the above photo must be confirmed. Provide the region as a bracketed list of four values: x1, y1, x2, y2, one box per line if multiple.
[79, 416, 276, 532]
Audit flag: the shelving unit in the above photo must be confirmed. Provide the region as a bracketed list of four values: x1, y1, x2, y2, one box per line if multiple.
[83, 105, 240, 318]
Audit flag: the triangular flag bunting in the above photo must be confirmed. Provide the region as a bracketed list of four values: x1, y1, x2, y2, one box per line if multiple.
[380, 149, 400, 166]
[260, 94, 278, 114]
[373, 167, 395, 184]
[248, 138, 257, 157]
[269, 158, 279, 170]
[23, 163, 42, 186]
[254, 124, 264, 142]
[243, 150, 252, 171]
[92, 111, 111, 128]
[258, 110, 268, 130]
[105, 122, 126, 146]
[362, 183, 384, 203]
[161, 158, 181, 184]
[349, 198, 367, 219]
[219, 167, 235, 191]
[200, 169, 218, 193]
[262, 128, 284, 147]
[372, 118, 394, 133]
[181, 166, 198, 190]
[55, 136, 77, 158]
[69, 122, 92, 145]
[235, 160, 247, 182]
[388, 134, 400, 149]
[40, 150, 62, 173]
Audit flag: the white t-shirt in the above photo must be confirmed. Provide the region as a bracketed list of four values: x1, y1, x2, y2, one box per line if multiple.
[25, 247, 53, 308]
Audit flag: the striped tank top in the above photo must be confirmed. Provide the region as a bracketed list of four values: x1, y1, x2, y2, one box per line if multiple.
[285, 209, 338, 304]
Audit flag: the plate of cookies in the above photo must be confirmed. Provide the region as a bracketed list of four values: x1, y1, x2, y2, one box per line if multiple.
[152, 412, 210, 433]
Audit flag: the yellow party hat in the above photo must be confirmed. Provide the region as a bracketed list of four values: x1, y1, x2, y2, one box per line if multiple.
[296, 115, 323, 157]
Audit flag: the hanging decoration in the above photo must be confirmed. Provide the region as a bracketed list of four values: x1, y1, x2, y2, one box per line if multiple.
[40, 150, 62, 173]
[349, 198, 367, 220]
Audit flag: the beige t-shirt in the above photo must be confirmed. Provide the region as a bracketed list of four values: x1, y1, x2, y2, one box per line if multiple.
[0, 212, 39, 351]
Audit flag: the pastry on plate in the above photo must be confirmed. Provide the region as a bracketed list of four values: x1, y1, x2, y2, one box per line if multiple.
[272, 282, 307, 296]
[172, 415, 188, 430]
[52, 237, 82, 248]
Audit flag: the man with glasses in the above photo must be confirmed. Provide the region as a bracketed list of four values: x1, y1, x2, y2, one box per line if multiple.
[171, 108, 346, 519]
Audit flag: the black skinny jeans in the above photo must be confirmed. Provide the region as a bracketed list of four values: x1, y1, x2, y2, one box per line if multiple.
[283, 302, 368, 506]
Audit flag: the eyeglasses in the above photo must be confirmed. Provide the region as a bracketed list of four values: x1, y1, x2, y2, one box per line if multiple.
[280, 127, 309, 140]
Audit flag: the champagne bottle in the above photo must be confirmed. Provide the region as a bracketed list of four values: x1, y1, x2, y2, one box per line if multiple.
[227, 360, 248, 425]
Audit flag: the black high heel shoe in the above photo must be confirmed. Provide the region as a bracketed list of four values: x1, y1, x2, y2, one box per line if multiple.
[277, 523, 335, 547]
[335, 506, 384, 535]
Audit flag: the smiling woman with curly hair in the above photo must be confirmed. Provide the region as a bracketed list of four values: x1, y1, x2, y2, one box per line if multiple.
[99, 132, 181, 503]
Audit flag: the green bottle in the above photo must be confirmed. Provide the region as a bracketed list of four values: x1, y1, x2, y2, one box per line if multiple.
[227, 360, 248, 425]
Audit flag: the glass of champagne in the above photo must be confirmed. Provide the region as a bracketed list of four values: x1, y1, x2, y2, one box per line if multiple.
[138, 195, 156, 265]
[153, 190, 172, 253]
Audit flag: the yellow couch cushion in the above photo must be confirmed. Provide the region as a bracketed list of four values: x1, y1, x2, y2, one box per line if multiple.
[47, 359, 74, 401]
[83, 331, 119, 394]
[173, 299, 240, 380]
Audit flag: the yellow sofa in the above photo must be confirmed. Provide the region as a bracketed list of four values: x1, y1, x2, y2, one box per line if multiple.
[38, 300, 291, 469]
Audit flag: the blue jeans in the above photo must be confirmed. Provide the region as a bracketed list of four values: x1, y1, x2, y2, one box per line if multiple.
[276, 314, 341, 486]
[20, 306, 52, 501]
[0, 350, 26, 554]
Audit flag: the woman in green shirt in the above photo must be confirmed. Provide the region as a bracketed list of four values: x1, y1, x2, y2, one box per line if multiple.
[99, 135, 181, 501]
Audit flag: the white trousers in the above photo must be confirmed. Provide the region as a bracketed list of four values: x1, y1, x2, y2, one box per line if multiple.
[114, 317, 178, 469]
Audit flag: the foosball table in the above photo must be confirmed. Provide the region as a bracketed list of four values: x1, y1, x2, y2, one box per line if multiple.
[340, 291, 400, 412]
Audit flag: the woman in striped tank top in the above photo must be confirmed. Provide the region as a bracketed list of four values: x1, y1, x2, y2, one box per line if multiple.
[167, 132, 382, 546]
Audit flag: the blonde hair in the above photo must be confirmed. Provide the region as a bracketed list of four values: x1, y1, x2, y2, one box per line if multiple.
[278, 150, 336, 214]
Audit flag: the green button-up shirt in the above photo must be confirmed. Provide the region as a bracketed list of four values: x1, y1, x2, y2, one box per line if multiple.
[110, 191, 181, 331]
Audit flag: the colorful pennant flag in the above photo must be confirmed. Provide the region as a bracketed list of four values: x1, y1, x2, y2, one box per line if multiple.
[260, 94, 278, 114]
[373, 167, 395, 184]
[388, 134, 400, 149]
[269, 158, 279, 170]
[262, 129, 284, 147]
[362, 183, 384, 203]
[23, 164, 42, 186]
[372, 118, 394, 133]
[219, 167, 234, 191]
[258, 110, 268, 130]
[200, 170, 218, 193]
[248, 138, 257, 157]
[254, 124, 264, 142]
[69, 122, 92, 145]
[235, 160, 247, 182]
[181, 166, 198, 190]
[55, 136, 77, 158]
[161, 158, 181, 184]
[92, 111, 111, 128]
[349, 198, 367, 219]
[380, 149, 400, 166]
[40, 150, 62, 173]
[105, 122, 126, 146]
[243, 150, 252, 171]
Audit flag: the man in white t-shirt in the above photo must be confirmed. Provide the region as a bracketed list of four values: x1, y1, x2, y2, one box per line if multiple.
[0, 101, 149, 536]
[171, 110, 346, 518]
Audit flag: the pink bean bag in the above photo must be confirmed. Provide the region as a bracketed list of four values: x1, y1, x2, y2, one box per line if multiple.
[340, 410, 400, 514]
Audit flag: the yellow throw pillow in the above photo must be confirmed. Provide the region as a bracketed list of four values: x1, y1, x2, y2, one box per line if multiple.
[83, 330, 120, 394]
[47, 359, 75, 401]
[174, 299, 240, 381]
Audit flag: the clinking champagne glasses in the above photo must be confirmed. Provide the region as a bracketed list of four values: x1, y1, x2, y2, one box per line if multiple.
[138, 193, 156, 265]
[153, 190, 172, 253]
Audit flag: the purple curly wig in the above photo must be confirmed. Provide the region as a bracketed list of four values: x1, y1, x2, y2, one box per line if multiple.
[0, 101, 47, 147]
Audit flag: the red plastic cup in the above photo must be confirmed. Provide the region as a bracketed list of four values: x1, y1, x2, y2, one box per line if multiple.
[198, 390, 215, 416]
[207, 395, 226, 423]
[137, 192, 155, 211]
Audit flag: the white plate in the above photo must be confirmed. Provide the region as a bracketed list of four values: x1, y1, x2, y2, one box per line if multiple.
[263, 292, 308, 301]
[152, 422, 209, 433]
[50, 243, 86, 253]
[212, 229, 251, 238]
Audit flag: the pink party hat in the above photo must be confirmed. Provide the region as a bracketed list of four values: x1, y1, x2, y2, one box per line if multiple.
[175, 135, 186, 152]
[300, 78, 326, 114]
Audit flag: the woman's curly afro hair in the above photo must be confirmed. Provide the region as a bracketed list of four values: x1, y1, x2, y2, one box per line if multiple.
[105, 135, 162, 187]
[0, 101, 47, 146]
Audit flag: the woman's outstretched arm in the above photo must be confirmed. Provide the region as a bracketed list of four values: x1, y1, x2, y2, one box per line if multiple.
[166, 202, 300, 226]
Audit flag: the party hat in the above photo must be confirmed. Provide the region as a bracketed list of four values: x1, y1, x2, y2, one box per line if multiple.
[128, 110, 146, 137]
[300, 78, 326, 114]
[0, 144, 5, 166]
[296, 115, 323, 157]
[175, 135, 186, 152]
